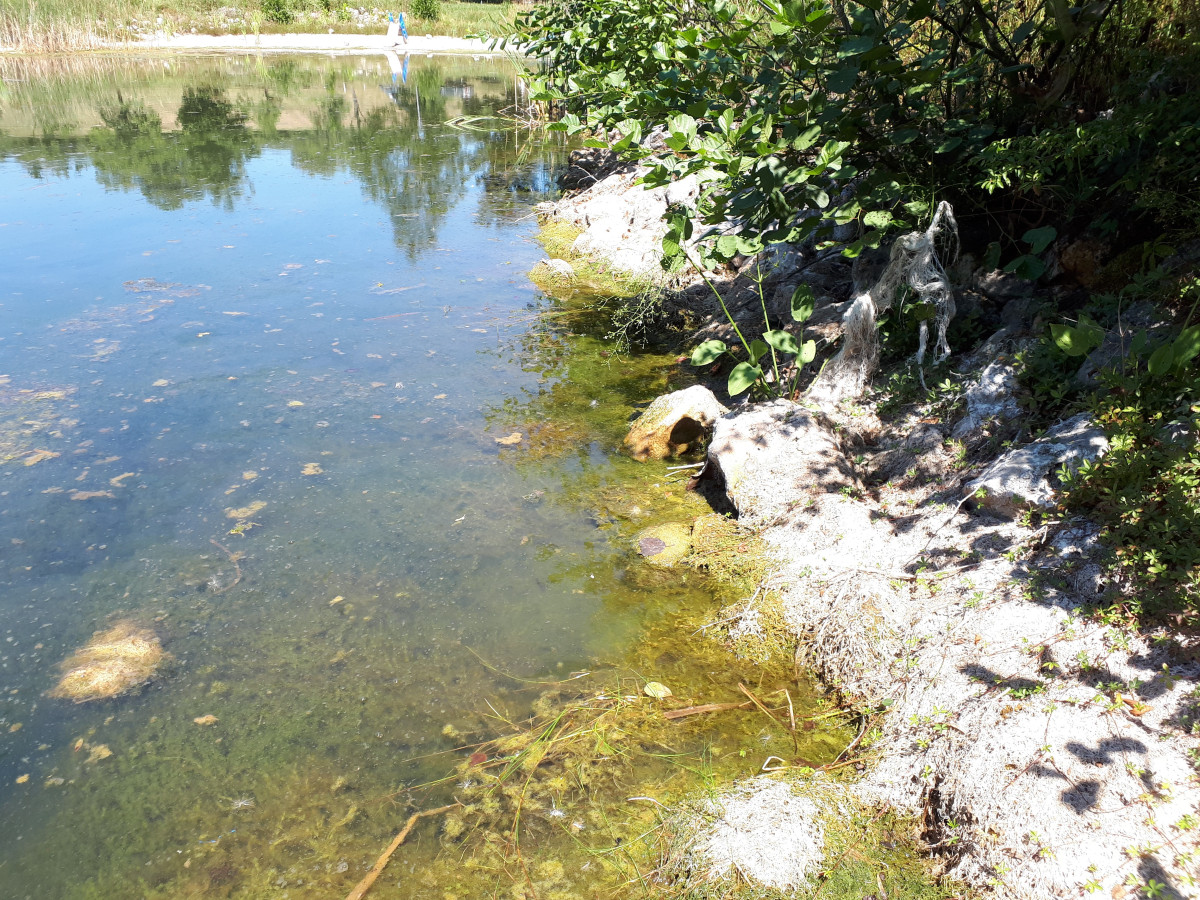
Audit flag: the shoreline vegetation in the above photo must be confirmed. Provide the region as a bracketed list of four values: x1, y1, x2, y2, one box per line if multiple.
[0, 0, 525, 53]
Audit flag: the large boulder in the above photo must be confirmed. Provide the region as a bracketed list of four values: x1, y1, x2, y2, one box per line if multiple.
[624, 385, 728, 461]
[706, 401, 854, 522]
[967, 413, 1109, 517]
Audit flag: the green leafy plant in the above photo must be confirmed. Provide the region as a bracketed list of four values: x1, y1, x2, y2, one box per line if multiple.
[411, 0, 441, 22]
[260, 0, 292, 24]
[1056, 289, 1200, 620]
[690, 279, 817, 398]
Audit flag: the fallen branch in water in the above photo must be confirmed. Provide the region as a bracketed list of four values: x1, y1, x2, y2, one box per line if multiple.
[344, 803, 459, 900]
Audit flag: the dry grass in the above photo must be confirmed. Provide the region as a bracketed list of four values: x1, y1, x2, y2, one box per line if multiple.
[48, 619, 167, 702]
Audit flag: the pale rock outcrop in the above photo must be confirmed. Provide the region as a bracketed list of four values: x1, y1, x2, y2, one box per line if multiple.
[967, 412, 1109, 516]
[706, 401, 854, 524]
[951, 358, 1023, 441]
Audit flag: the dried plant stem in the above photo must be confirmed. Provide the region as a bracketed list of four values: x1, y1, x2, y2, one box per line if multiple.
[344, 803, 459, 900]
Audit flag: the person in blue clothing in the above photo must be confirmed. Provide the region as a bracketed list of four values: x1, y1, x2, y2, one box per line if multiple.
[386, 11, 408, 45]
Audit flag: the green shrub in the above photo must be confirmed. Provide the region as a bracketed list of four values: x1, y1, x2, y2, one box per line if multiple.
[1057, 283, 1200, 621]
[410, 0, 440, 22]
[261, 0, 293, 24]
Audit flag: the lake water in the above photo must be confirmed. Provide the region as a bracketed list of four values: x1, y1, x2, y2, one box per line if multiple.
[0, 53, 846, 898]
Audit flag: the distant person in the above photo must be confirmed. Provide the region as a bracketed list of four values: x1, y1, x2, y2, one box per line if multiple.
[386, 11, 408, 46]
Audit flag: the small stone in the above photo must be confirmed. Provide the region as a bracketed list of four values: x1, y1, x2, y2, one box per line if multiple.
[967, 413, 1108, 517]
[644, 682, 673, 699]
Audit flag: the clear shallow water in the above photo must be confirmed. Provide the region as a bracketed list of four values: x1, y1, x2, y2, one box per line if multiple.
[0, 54, 845, 899]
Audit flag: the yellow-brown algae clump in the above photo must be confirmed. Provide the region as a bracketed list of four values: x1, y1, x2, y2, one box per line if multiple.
[48, 620, 167, 703]
[225, 500, 266, 519]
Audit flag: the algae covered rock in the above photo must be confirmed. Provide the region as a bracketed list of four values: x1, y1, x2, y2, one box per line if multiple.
[634, 522, 693, 567]
[48, 619, 167, 703]
[624, 385, 727, 461]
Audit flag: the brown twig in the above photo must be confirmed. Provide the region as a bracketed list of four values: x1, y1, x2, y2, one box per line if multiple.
[344, 803, 459, 900]
[208, 538, 242, 594]
[662, 701, 752, 721]
[738, 682, 787, 730]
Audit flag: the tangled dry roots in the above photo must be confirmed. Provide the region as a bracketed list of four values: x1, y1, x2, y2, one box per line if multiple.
[809, 201, 958, 405]
[48, 620, 166, 702]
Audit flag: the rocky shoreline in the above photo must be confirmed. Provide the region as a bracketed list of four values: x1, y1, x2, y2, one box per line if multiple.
[540, 158, 1200, 898]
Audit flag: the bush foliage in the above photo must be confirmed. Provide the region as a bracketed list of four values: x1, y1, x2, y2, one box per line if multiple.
[505, 0, 1200, 620]
[508, 0, 1199, 267]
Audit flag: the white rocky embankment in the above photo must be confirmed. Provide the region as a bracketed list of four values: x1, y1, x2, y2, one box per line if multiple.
[541, 164, 1200, 898]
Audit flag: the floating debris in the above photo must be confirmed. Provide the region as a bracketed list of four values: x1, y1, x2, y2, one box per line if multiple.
[193, 715, 219, 726]
[23, 449, 59, 466]
[226, 501, 266, 520]
[302, 463, 323, 476]
[48, 620, 167, 703]
[85, 743, 113, 764]
[495, 432, 523, 446]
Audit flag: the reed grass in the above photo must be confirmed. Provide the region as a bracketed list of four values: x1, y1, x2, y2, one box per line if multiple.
[0, 0, 527, 53]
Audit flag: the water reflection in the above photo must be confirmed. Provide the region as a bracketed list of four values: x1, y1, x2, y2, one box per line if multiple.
[0, 53, 560, 254]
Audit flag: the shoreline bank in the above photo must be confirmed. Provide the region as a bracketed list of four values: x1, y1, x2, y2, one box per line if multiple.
[536, 162, 1200, 898]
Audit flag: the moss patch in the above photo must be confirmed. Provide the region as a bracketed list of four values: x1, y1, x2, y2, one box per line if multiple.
[533, 219, 655, 299]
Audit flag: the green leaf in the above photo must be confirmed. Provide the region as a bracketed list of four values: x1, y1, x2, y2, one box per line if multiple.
[863, 210, 892, 229]
[763, 329, 800, 355]
[1023, 225, 1057, 254]
[1129, 330, 1149, 360]
[668, 113, 697, 141]
[582, 138, 609, 149]
[983, 241, 1002, 271]
[1004, 254, 1045, 280]
[1171, 326, 1200, 369]
[792, 124, 822, 151]
[727, 362, 763, 395]
[1050, 320, 1103, 357]
[748, 339, 769, 363]
[690, 339, 727, 366]
[790, 284, 815, 322]
[798, 339, 817, 364]
[838, 35, 875, 58]
[934, 136, 963, 154]
[826, 63, 859, 94]
[716, 233, 739, 258]
[1148, 343, 1175, 376]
